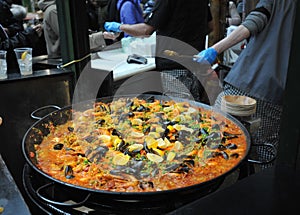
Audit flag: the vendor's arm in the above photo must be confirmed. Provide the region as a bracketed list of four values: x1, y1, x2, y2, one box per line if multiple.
[214, 0, 273, 53]
[104, 21, 155, 37]
[119, 23, 155, 37]
[196, 0, 273, 64]
[104, 0, 162, 37]
[212, 25, 249, 54]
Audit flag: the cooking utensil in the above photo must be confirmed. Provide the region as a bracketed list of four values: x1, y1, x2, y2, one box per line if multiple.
[22, 94, 251, 209]
[163, 50, 200, 59]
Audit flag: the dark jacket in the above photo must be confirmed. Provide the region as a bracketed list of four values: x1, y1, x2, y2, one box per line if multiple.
[87, 0, 109, 31]
[0, 24, 40, 73]
[145, 0, 212, 70]
[0, 0, 23, 37]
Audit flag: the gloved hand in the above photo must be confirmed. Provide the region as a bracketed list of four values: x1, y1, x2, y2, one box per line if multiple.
[104, 22, 122, 32]
[194, 47, 218, 64]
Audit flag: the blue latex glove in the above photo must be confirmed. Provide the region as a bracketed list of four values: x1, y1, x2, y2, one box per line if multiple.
[104, 22, 122, 32]
[194, 47, 218, 64]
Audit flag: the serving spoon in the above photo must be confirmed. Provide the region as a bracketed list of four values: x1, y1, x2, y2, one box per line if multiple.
[163, 50, 200, 59]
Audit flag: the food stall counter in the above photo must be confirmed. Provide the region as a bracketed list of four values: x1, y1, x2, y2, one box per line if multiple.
[91, 48, 156, 81]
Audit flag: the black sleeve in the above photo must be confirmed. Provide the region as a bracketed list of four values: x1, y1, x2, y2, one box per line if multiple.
[252, 7, 271, 20]
[5, 20, 24, 36]
[144, 0, 170, 29]
[0, 0, 24, 36]
[0, 27, 39, 50]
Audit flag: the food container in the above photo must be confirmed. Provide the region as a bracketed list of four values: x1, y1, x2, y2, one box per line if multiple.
[221, 95, 257, 117]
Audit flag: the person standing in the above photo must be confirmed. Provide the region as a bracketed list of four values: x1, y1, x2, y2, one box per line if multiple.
[0, 0, 24, 37]
[1, 0, 42, 73]
[87, 0, 110, 32]
[37, 0, 118, 59]
[107, 0, 144, 38]
[195, 0, 297, 170]
[104, 0, 213, 101]
[225, 1, 241, 26]
[223, 0, 243, 66]
[37, 0, 60, 58]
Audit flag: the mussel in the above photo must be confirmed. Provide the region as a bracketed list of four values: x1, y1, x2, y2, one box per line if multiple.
[134, 104, 149, 112]
[84, 135, 95, 143]
[99, 104, 109, 112]
[223, 131, 239, 139]
[86, 146, 109, 162]
[207, 151, 229, 160]
[117, 140, 128, 153]
[226, 143, 238, 149]
[67, 126, 74, 132]
[230, 153, 239, 158]
[65, 165, 75, 179]
[95, 119, 105, 125]
[139, 181, 154, 190]
[112, 129, 123, 138]
[53, 143, 64, 150]
[170, 158, 195, 174]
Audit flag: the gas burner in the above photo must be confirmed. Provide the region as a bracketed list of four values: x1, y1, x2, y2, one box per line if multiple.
[22, 164, 224, 215]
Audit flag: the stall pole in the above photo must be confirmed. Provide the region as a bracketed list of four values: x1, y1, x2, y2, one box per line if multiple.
[277, 0, 300, 170]
[56, 0, 90, 80]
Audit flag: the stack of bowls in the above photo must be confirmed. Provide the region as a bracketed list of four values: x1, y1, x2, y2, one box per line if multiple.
[221, 95, 257, 117]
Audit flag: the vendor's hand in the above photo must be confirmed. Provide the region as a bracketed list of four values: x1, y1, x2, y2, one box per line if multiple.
[194, 47, 218, 64]
[104, 22, 122, 32]
[3, 27, 9, 34]
[103, 31, 120, 40]
[33, 24, 43, 37]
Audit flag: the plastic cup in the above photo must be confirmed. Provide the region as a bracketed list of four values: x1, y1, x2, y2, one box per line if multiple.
[14, 47, 33, 75]
[0, 50, 7, 79]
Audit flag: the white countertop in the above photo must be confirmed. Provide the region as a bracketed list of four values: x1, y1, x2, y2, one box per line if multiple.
[91, 48, 156, 81]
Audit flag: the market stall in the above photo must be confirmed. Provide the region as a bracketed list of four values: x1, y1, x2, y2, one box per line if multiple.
[0, 0, 300, 214]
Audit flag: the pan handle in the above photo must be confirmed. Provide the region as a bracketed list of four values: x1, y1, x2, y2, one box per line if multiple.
[247, 143, 277, 164]
[31, 105, 61, 120]
[36, 182, 91, 207]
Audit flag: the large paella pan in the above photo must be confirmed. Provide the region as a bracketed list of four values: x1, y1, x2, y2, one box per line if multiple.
[22, 94, 250, 208]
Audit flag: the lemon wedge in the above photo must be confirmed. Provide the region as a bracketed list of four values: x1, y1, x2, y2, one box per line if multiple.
[98, 134, 111, 143]
[21, 51, 28, 60]
[147, 153, 163, 163]
[112, 153, 130, 165]
[145, 136, 158, 149]
[128, 143, 143, 152]
[166, 151, 176, 161]
[130, 131, 144, 138]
